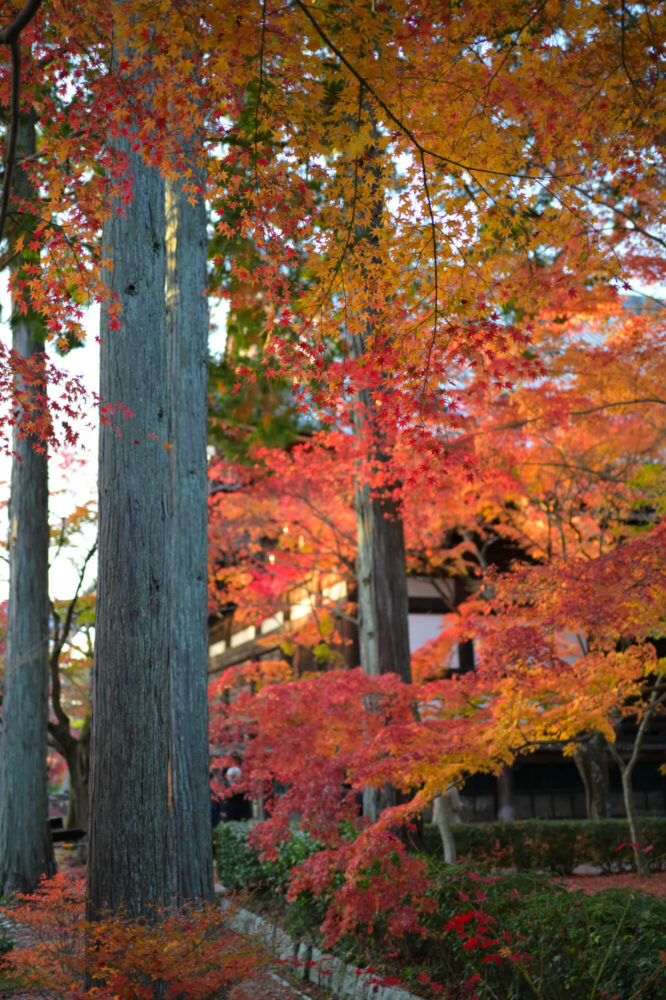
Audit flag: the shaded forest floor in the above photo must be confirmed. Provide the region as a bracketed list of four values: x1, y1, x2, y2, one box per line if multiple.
[561, 869, 666, 897]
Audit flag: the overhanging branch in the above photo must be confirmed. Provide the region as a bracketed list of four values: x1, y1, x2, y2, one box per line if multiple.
[0, 0, 43, 249]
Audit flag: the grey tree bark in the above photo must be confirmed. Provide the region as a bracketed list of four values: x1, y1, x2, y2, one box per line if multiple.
[350, 101, 411, 687]
[87, 134, 171, 918]
[353, 467, 411, 685]
[350, 94, 412, 823]
[354, 439, 412, 822]
[165, 155, 214, 902]
[0, 113, 56, 894]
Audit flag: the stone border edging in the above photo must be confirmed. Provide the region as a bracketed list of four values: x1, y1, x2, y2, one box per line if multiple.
[219, 895, 419, 1000]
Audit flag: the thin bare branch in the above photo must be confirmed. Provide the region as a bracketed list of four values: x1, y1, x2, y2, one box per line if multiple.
[49, 539, 97, 730]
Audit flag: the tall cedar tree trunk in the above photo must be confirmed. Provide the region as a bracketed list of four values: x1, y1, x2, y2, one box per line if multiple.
[87, 130, 171, 918]
[0, 113, 56, 893]
[166, 157, 214, 902]
[351, 95, 411, 823]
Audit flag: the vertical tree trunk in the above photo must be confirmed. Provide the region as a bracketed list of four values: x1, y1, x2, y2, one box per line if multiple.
[496, 765, 515, 822]
[355, 447, 412, 822]
[350, 93, 412, 823]
[620, 766, 646, 875]
[574, 733, 610, 820]
[354, 470, 411, 684]
[165, 152, 214, 902]
[433, 788, 461, 864]
[0, 112, 56, 894]
[604, 695, 665, 879]
[350, 97, 411, 687]
[87, 130, 171, 918]
[60, 718, 90, 831]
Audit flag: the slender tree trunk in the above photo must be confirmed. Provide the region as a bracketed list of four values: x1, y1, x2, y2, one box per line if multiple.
[574, 733, 610, 820]
[607, 735, 650, 876]
[0, 112, 56, 894]
[433, 788, 461, 864]
[165, 152, 214, 902]
[496, 765, 515, 822]
[620, 765, 646, 875]
[603, 694, 666, 878]
[57, 718, 90, 831]
[355, 453, 411, 822]
[87, 129, 171, 918]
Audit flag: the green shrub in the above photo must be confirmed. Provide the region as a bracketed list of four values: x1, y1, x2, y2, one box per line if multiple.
[259, 827, 324, 893]
[213, 821, 264, 892]
[212, 820, 329, 941]
[0, 913, 13, 956]
[423, 818, 666, 873]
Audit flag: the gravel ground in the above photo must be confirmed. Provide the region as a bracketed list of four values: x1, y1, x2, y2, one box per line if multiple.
[232, 967, 338, 1000]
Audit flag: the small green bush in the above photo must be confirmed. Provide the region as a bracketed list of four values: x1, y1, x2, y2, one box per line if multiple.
[213, 821, 329, 941]
[0, 913, 13, 956]
[423, 818, 666, 873]
[213, 821, 264, 892]
[259, 827, 324, 893]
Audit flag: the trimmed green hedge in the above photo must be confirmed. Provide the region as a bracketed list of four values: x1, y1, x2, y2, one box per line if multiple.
[213, 821, 329, 940]
[213, 820, 324, 892]
[213, 821, 263, 892]
[422, 818, 666, 873]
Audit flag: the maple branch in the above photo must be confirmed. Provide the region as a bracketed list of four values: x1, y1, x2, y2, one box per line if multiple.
[293, 0, 556, 183]
[481, 0, 549, 112]
[253, 0, 267, 194]
[289, 489, 357, 548]
[571, 186, 666, 250]
[49, 515, 69, 568]
[419, 146, 439, 394]
[459, 396, 666, 446]
[605, 685, 666, 777]
[0, 0, 42, 248]
[619, 0, 648, 109]
[0, 0, 42, 40]
[308, 84, 362, 330]
[0, 247, 20, 271]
